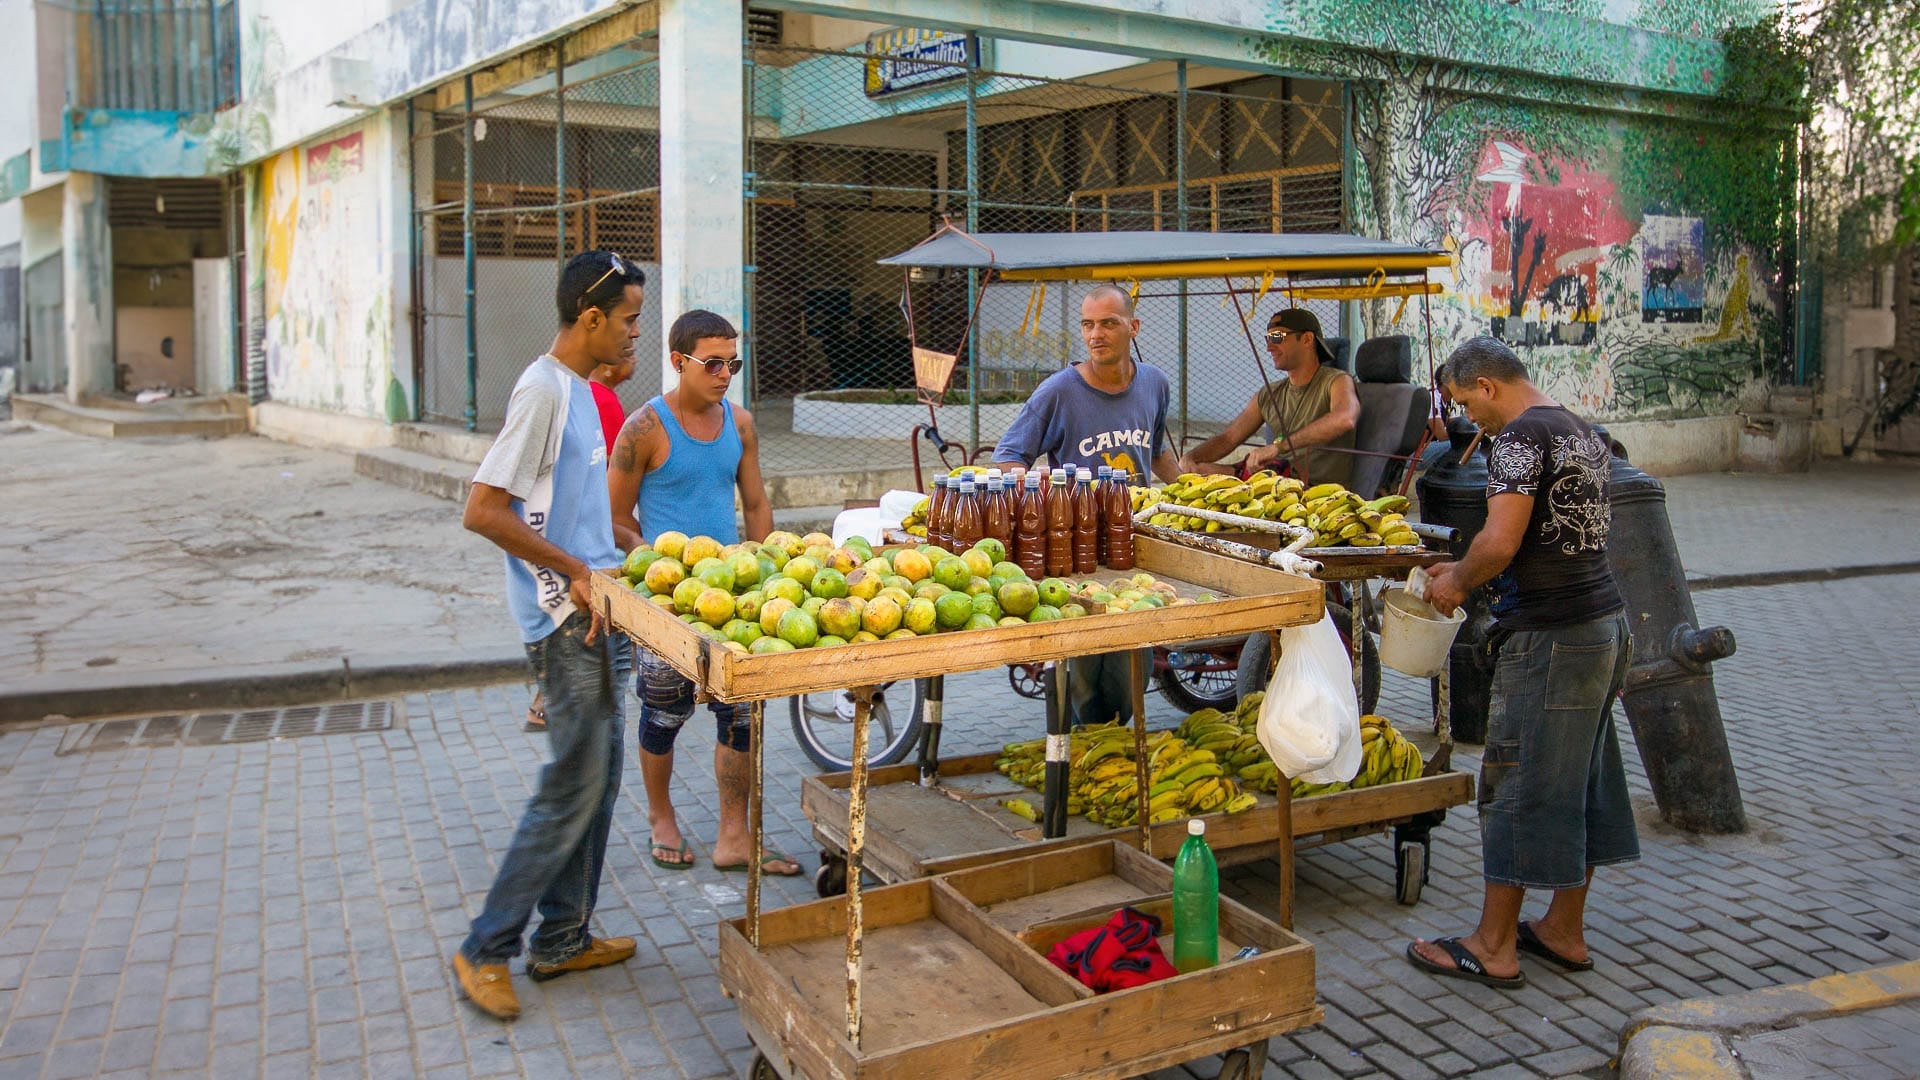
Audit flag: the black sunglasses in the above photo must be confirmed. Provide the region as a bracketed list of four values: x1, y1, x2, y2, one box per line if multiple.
[676, 352, 743, 377]
[1264, 327, 1298, 344]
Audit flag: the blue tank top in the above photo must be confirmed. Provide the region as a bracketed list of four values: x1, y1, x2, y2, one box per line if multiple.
[636, 394, 743, 545]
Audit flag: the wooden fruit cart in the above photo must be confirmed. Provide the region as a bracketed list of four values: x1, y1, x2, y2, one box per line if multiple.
[591, 534, 1327, 1079]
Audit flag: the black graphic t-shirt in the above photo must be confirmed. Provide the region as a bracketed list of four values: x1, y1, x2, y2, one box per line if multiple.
[1483, 405, 1624, 630]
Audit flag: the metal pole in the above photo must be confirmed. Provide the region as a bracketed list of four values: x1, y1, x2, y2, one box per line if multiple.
[1129, 650, 1151, 851]
[1176, 61, 1190, 447]
[1043, 660, 1070, 838]
[747, 698, 764, 947]
[965, 56, 980, 452]
[205, 0, 218, 109]
[226, 172, 242, 391]
[463, 74, 478, 432]
[554, 39, 566, 264]
[406, 99, 423, 422]
[1341, 80, 1359, 347]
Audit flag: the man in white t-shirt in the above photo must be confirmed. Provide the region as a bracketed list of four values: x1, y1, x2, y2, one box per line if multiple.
[452, 251, 643, 1021]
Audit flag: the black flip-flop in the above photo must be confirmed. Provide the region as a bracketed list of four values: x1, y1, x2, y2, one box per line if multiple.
[1517, 920, 1594, 972]
[1405, 937, 1526, 989]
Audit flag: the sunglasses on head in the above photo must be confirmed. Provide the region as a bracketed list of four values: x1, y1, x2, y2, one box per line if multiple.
[576, 252, 630, 309]
[676, 352, 743, 377]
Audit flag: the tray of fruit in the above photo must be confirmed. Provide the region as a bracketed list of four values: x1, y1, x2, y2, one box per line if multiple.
[1128, 475, 1448, 577]
[590, 528, 1324, 704]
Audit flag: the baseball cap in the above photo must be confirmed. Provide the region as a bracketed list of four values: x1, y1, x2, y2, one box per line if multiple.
[1268, 308, 1335, 367]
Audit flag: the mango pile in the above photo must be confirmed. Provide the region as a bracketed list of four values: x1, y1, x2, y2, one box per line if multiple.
[618, 530, 1208, 655]
[1130, 473, 1419, 548]
[996, 694, 1427, 823]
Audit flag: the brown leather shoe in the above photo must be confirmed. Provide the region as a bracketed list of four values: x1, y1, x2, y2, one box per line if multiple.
[527, 936, 637, 982]
[452, 953, 520, 1020]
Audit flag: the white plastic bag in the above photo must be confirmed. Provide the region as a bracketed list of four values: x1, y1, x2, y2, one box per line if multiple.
[1255, 611, 1362, 785]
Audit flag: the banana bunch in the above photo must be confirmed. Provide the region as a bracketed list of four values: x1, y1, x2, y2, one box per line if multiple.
[1132, 474, 1420, 548]
[997, 716, 1259, 827]
[899, 496, 931, 539]
[1354, 714, 1427, 788]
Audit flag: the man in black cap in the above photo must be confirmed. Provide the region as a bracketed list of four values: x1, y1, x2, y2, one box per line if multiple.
[1177, 307, 1359, 487]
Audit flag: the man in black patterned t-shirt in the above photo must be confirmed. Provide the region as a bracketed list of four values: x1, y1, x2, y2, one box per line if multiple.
[1403, 336, 1637, 991]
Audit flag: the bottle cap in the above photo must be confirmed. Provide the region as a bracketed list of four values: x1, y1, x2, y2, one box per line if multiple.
[1077, 468, 1093, 481]
[1188, 818, 1205, 836]
[986, 469, 1003, 482]
[1052, 469, 1067, 481]
[1096, 465, 1112, 479]
[960, 480, 975, 493]
[1026, 473, 1041, 487]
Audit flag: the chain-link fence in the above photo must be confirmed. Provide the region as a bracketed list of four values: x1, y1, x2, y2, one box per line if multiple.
[412, 48, 662, 430]
[747, 42, 1346, 452]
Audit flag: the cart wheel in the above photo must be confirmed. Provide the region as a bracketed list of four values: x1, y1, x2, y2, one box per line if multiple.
[1395, 841, 1429, 905]
[1218, 1045, 1265, 1080]
[748, 1052, 781, 1080]
[814, 852, 848, 898]
[1007, 662, 1049, 701]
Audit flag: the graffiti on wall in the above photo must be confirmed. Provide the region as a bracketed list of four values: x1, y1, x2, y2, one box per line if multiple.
[1254, 0, 1787, 421]
[253, 118, 407, 421]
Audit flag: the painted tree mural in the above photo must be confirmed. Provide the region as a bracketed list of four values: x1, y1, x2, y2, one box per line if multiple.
[1251, 0, 1793, 421]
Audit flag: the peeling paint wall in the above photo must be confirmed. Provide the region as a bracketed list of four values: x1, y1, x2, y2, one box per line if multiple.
[250, 113, 409, 420]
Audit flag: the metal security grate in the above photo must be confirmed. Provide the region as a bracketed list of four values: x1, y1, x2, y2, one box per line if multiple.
[56, 700, 399, 756]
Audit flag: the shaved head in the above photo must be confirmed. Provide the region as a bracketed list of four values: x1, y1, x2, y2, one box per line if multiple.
[1084, 283, 1135, 317]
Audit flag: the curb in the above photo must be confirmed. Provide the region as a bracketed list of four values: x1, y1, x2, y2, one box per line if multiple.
[1616, 958, 1920, 1079]
[0, 649, 532, 726]
[1688, 559, 1920, 592]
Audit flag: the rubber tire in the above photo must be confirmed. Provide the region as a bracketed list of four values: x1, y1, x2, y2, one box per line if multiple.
[1218, 1046, 1260, 1080]
[1157, 645, 1242, 713]
[749, 1052, 781, 1080]
[814, 853, 848, 898]
[1395, 842, 1427, 906]
[788, 680, 926, 771]
[1233, 602, 1380, 715]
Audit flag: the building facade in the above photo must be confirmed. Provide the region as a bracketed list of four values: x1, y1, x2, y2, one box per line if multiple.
[2, 0, 1807, 470]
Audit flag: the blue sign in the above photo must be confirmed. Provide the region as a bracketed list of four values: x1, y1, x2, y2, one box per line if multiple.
[864, 29, 977, 98]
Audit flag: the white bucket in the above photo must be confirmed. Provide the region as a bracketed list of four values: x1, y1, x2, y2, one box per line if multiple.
[1378, 586, 1467, 677]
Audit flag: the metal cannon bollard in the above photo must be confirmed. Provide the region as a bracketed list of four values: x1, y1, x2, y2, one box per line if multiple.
[1597, 434, 1747, 834]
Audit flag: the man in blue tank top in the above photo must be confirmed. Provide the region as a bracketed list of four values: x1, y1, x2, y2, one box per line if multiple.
[453, 251, 644, 1020]
[606, 311, 793, 876]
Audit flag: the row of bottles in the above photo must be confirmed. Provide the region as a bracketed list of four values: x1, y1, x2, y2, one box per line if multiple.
[926, 465, 1134, 576]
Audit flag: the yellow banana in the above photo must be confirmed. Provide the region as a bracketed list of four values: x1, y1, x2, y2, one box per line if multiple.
[1003, 798, 1039, 822]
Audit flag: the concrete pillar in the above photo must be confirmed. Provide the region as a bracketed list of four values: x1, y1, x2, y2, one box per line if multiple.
[62, 172, 113, 400]
[657, 0, 745, 402]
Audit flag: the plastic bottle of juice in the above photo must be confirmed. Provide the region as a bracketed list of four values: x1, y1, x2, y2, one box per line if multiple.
[1103, 467, 1135, 570]
[1093, 465, 1114, 564]
[1071, 468, 1099, 575]
[1045, 469, 1073, 578]
[929, 476, 949, 550]
[1015, 472, 1046, 578]
[984, 474, 1013, 554]
[1171, 819, 1219, 973]
[952, 478, 984, 550]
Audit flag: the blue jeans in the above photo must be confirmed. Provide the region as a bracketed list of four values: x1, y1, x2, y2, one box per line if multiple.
[462, 612, 624, 965]
[1479, 614, 1639, 890]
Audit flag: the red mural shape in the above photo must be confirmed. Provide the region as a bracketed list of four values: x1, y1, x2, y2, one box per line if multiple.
[1468, 141, 1633, 348]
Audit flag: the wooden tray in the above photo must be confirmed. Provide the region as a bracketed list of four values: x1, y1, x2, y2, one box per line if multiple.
[592, 534, 1323, 703]
[801, 751, 1474, 884]
[719, 840, 1319, 1080]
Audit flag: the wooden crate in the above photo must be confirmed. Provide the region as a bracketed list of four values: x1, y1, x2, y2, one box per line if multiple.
[593, 534, 1324, 703]
[719, 840, 1319, 1080]
[802, 752, 1474, 883]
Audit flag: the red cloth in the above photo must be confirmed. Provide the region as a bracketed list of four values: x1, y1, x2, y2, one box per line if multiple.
[590, 381, 625, 453]
[1044, 907, 1179, 992]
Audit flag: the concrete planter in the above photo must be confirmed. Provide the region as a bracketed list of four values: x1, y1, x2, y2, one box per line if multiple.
[791, 390, 1027, 443]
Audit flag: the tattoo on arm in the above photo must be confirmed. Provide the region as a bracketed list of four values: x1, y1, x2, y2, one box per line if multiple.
[613, 407, 658, 473]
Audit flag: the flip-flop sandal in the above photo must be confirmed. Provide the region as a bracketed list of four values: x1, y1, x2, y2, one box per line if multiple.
[715, 852, 804, 876]
[650, 837, 694, 870]
[1405, 937, 1526, 989]
[524, 707, 547, 733]
[1517, 920, 1594, 972]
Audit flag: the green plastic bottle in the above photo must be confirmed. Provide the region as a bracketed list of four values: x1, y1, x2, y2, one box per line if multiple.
[1172, 818, 1219, 973]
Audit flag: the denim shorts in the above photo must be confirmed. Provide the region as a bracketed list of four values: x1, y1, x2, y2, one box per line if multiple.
[1479, 614, 1640, 890]
[633, 647, 746, 755]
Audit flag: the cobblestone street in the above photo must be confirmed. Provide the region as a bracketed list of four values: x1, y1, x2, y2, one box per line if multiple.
[0, 561, 1915, 1078]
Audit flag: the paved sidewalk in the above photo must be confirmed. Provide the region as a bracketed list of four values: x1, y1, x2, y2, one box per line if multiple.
[0, 566, 1915, 1078]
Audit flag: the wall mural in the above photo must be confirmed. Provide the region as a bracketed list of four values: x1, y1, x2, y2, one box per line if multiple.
[251, 117, 408, 421]
[1255, 0, 1788, 422]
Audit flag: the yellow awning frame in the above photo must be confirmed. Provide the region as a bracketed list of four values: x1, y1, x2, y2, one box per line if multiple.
[993, 253, 1450, 282]
[1279, 281, 1446, 301]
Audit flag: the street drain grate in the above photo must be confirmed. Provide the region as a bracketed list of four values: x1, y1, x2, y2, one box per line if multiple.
[56, 700, 399, 755]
